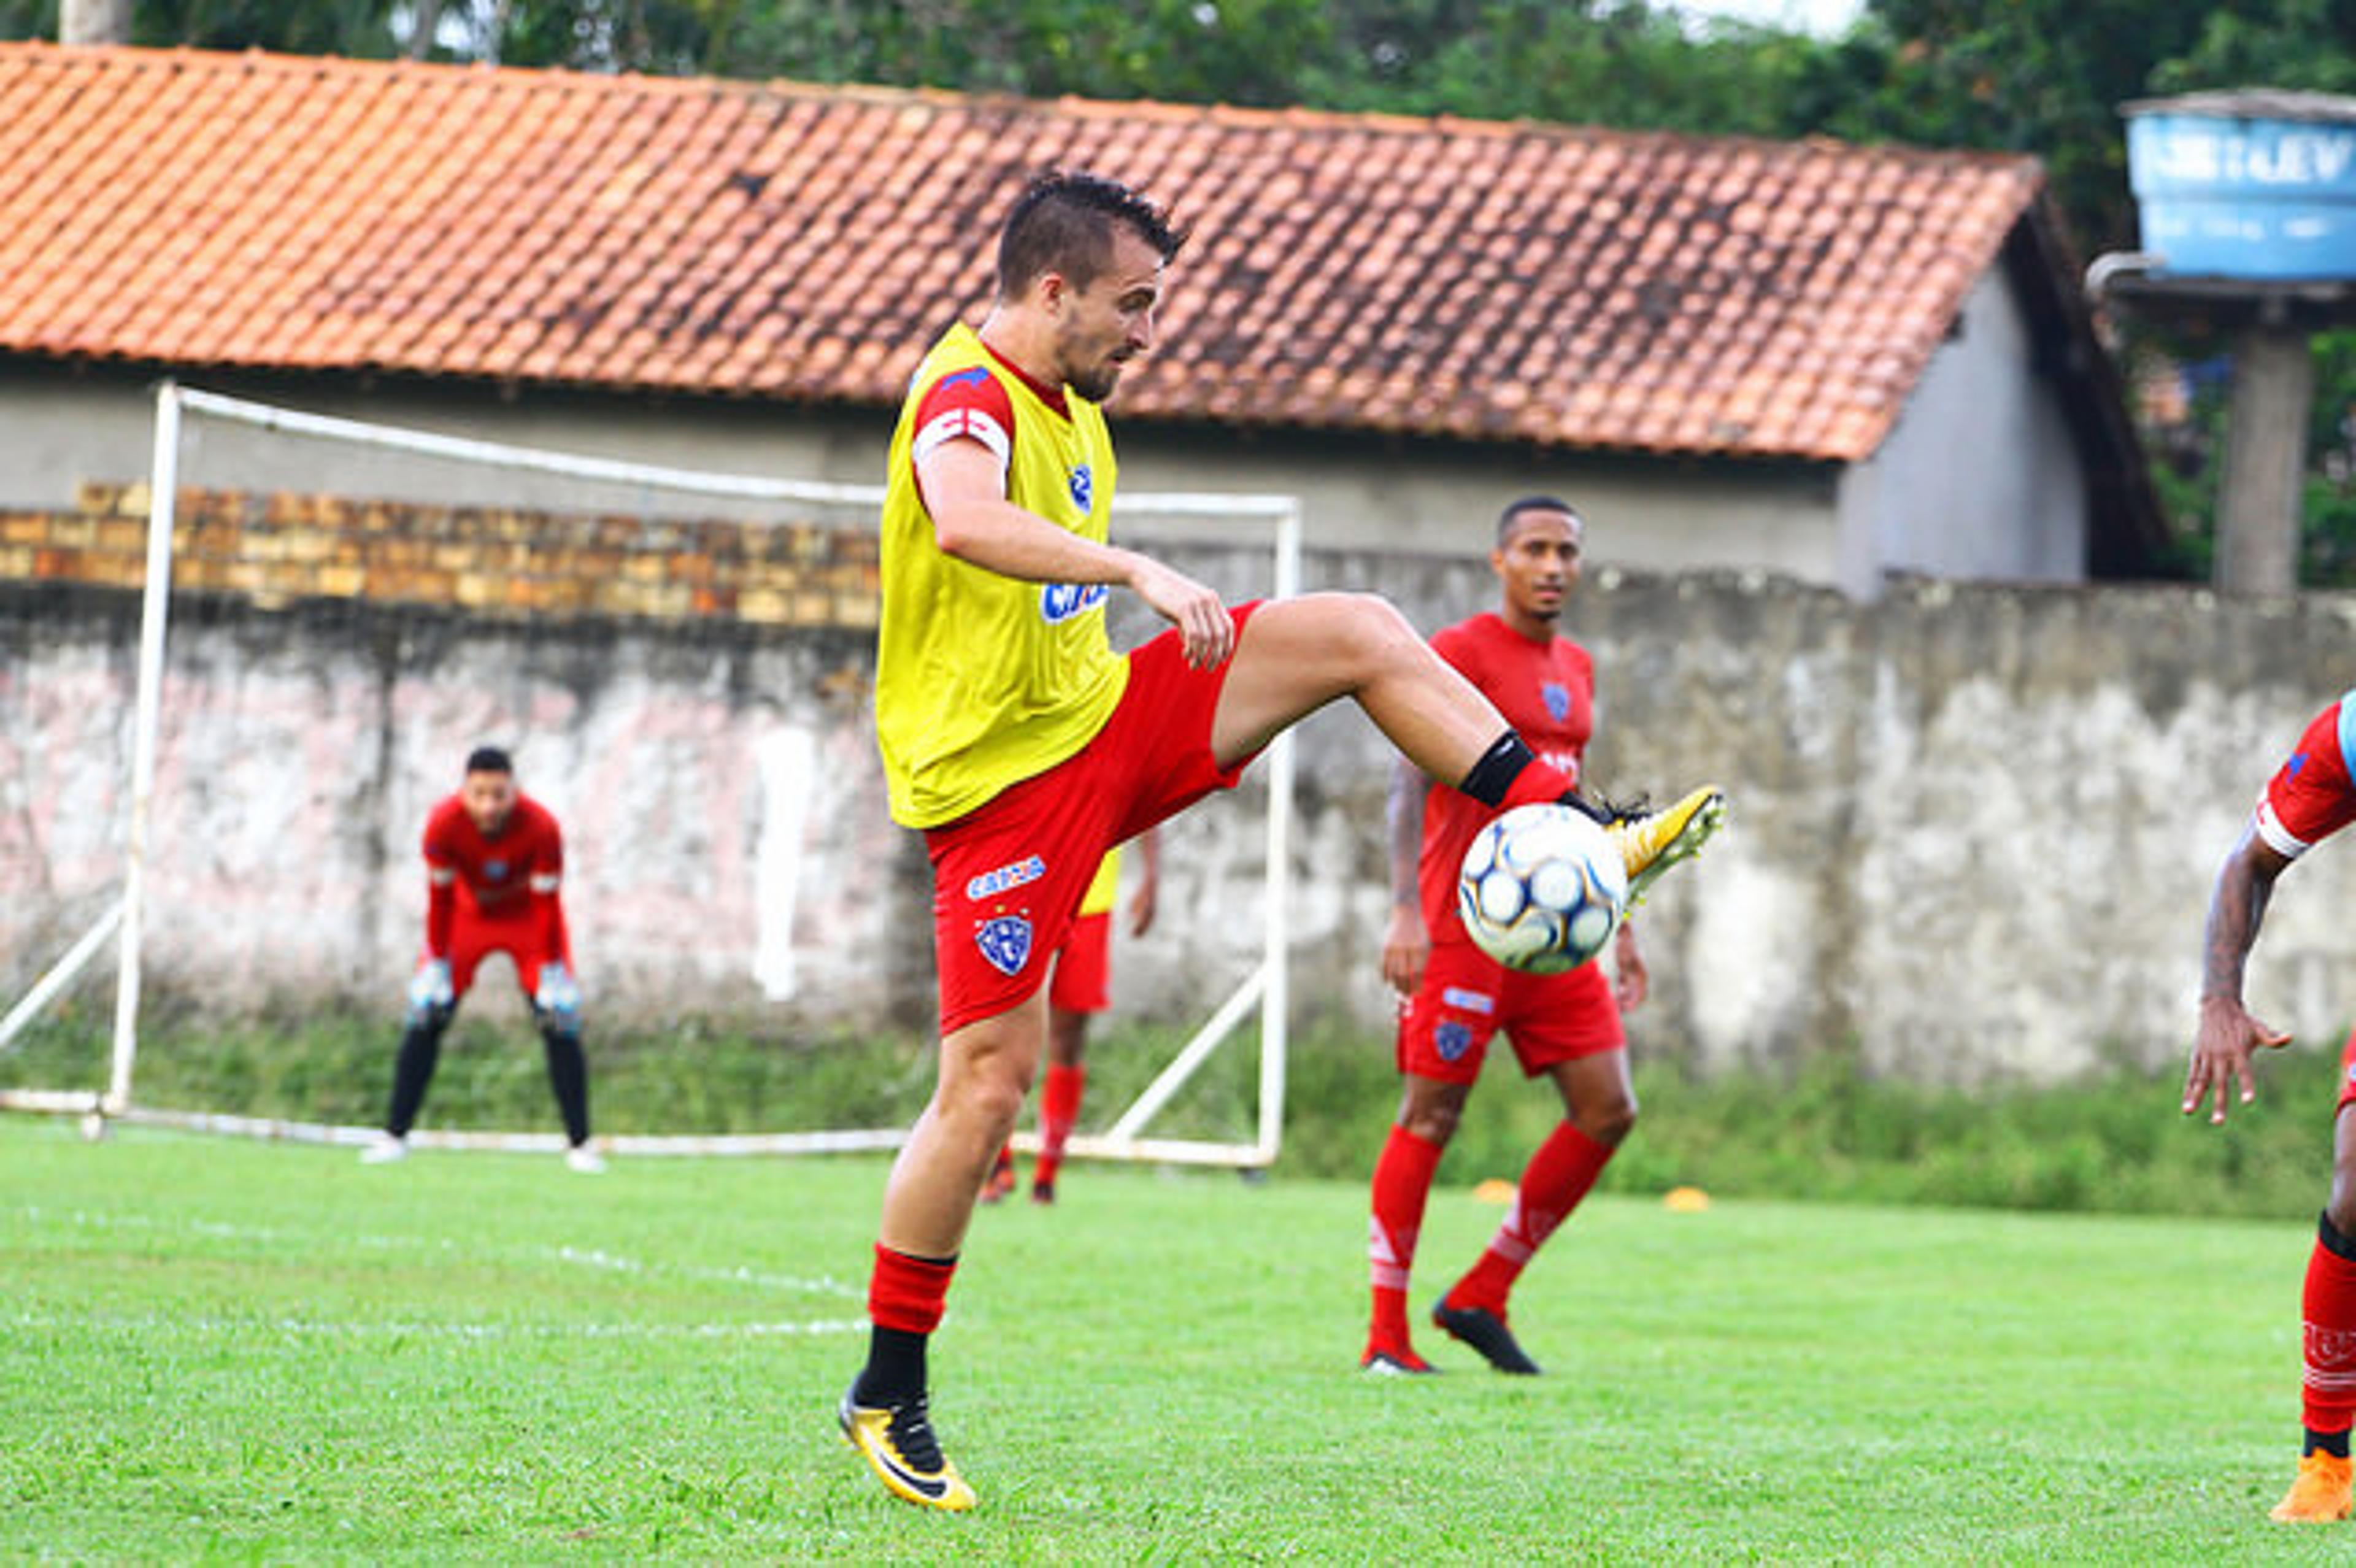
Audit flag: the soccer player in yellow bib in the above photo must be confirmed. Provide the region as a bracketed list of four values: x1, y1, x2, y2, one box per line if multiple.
[838, 169, 1726, 1512]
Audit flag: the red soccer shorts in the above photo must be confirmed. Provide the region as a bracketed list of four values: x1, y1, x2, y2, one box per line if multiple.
[1049, 910, 1113, 1015]
[927, 601, 1263, 1036]
[1396, 937, 1625, 1085]
[441, 910, 566, 1001]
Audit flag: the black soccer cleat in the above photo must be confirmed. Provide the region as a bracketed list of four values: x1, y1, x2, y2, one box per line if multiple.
[1432, 1298, 1542, 1375]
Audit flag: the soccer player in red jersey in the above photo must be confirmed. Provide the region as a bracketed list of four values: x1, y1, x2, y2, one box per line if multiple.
[982, 828, 1159, 1205]
[2184, 689, 2356, 1522]
[361, 747, 601, 1174]
[839, 169, 1722, 1512]
[1363, 498, 1651, 1376]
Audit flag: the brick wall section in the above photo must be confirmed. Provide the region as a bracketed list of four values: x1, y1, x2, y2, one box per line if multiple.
[0, 482, 881, 627]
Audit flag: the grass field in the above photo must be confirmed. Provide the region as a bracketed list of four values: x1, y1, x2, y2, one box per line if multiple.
[4, 1113, 2350, 1562]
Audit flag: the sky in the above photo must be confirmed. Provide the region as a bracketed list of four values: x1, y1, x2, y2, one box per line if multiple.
[1679, 0, 1867, 36]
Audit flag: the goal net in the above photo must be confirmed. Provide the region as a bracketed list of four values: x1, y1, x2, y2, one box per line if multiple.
[1, 382, 1299, 1168]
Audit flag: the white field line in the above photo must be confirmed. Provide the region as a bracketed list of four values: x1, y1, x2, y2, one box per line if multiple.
[6, 1309, 866, 1339]
[12, 1205, 861, 1299]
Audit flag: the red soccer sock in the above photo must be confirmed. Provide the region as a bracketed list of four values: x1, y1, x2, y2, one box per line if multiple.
[1369, 1124, 1444, 1353]
[868, 1243, 958, 1336]
[1034, 1063, 1086, 1187]
[1499, 755, 1579, 812]
[1448, 1120, 1614, 1316]
[2302, 1224, 2356, 1441]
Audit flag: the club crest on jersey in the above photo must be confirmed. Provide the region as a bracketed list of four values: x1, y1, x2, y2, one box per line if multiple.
[1543, 682, 1572, 723]
[483, 858, 510, 882]
[1434, 1020, 1475, 1063]
[1041, 581, 1109, 623]
[976, 915, 1034, 977]
[1068, 464, 1093, 512]
[966, 855, 1045, 901]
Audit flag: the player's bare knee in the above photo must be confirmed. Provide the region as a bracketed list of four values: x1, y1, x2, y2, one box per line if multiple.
[1334, 592, 1421, 672]
[1398, 1085, 1463, 1145]
[2328, 1174, 2356, 1242]
[1579, 1095, 1639, 1147]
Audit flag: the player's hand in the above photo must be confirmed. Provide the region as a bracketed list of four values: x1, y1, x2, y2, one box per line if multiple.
[2182, 995, 2291, 1125]
[1381, 906, 1428, 996]
[1126, 555, 1234, 669]
[407, 958, 454, 1012]
[1611, 921, 1649, 1012]
[1127, 874, 1159, 938]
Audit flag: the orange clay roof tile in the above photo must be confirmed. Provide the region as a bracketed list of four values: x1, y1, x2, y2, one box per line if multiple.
[0, 41, 2048, 463]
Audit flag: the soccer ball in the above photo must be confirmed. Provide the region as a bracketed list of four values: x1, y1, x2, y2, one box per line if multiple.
[1457, 803, 1627, 974]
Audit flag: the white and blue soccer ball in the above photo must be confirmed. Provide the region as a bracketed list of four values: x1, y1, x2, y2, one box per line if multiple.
[1457, 803, 1628, 974]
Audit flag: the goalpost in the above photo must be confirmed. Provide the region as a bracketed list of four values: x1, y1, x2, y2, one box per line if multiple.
[0, 380, 1301, 1168]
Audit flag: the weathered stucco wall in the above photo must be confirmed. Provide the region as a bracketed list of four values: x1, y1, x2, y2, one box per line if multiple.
[9, 560, 2355, 1085]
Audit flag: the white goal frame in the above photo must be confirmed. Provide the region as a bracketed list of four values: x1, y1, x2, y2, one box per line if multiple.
[1, 380, 1300, 1168]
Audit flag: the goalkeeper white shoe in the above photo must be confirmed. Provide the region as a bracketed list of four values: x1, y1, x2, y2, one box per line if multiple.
[360, 1132, 409, 1165]
[565, 1144, 607, 1175]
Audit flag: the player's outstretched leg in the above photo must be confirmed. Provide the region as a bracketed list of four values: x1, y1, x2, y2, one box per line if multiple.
[2273, 1452, 2354, 1523]
[1431, 1297, 1542, 1376]
[1609, 785, 1725, 904]
[839, 1382, 976, 1513]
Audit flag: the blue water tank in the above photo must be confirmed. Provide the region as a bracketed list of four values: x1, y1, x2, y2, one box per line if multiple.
[2124, 90, 2356, 280]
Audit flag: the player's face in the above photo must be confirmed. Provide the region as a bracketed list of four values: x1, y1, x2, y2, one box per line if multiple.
[1492, 510, 1583, 624]
[461, 769, 517, 837]
[1052, 228, 1165, 403]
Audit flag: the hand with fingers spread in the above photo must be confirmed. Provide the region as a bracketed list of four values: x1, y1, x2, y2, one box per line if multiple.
[2184, 994, 2292, 1125]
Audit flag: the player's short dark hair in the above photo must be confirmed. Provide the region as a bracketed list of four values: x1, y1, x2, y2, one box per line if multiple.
[464, 746, 514, 777]
[1496, 494, 1583, 543]
[996, 170, 1187, 299]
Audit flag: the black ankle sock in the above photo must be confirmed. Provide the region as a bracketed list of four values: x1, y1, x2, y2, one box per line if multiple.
[1458, 734, 1534, 808]
[855, 1326, 930, 1405]
[2307, 1428, 2351, 1459]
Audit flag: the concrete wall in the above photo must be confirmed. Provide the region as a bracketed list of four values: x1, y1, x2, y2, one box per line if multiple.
[11, 556, 2356, 1087]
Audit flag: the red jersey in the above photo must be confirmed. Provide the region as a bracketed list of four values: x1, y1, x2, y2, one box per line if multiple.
[2257, 693, 2356, 859]
[421, 792, 569, 962]
[1416, 613, 1596, 943]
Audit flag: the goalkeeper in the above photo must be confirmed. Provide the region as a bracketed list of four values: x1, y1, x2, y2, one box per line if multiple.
[361, 747, 602, 1174]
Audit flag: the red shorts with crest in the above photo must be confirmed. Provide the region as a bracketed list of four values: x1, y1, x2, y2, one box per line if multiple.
[926, 602, 1262, 1036]
[1396, 938, 1624, 1085]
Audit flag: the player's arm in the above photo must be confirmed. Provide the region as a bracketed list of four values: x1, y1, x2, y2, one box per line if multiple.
[1380, 757, 1430, 996]
[411, 831, 459, 1018]
[418, 818, 460, 959]
[918, 438, 1233, 669]
[1127, 826, 1161, 938]
[2183, 823, 2295, 1125]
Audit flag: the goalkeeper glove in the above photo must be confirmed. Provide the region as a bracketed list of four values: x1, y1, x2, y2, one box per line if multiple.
[534, 961, 583, 1032]
[406, 958, 455, 1023]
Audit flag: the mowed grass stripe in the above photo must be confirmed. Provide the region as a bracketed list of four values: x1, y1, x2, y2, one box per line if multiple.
[0, 1115, 2339, 1562]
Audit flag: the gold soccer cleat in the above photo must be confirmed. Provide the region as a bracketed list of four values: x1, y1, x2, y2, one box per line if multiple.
[1609, 785, 1725, 905]
[839, 1387, 976, 1512]
[2271, 1451, 2353, 1523]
